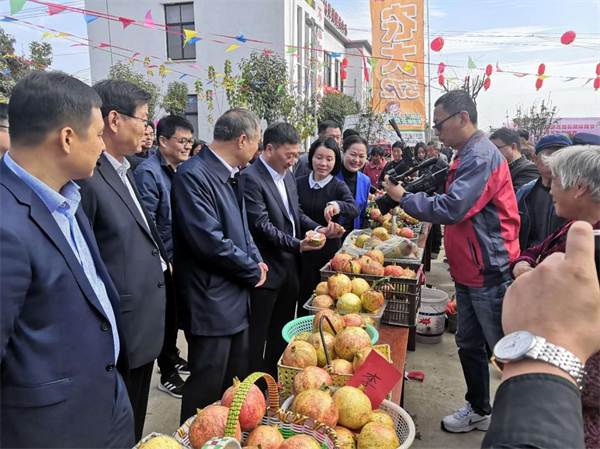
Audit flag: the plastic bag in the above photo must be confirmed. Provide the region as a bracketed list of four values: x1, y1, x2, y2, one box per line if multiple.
[341, 229, 420, 260]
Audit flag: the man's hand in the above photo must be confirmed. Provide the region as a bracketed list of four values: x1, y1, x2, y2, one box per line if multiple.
[255, 262, 269, 287]
[318, 222, 344, 239]
[382, 175, 406, 202]
[324, 203, 340, 222]
[512, 261, 533, 279]
[300, 236, 326, 252]
[502, 222, 600, 365]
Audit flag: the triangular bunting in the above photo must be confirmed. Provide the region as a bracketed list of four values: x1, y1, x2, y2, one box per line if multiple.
[47, 3, 67, 15]
[187, 37, 201, 45]
[369, 57, 378, 71]
[99, 43, 111, 48]
[132, 52, 140, 58]
[564, 77, 576, 82]
[147, 70, 154, 76]
[119, 17, 135, 29]
[10, 0, 27, 14]
[179, 74, 188, 80]
[263, 50, 273, 56]
[330, 52, 342, 58]
[468, 56, 477, 70]
[144, 10, 156, 29]
[495, 62, 503, 73]
[0, 17, 17, 22]
[286, 47, 298, 54]
[55, 32, 70, 38]
[404, 62, 414, 71]
[235, 34, 247, 43]
[226, 44, 239, 52]
[84, 14, 98, 24]
[513, 73, 528, 78]
[277, 85, 284, 93]
[583, 78, 593, 87]
[41, 32, 53, 40]
[537, 75, 550, 80]
[70, 43, 86, 47]
[184, 29, 198, 44]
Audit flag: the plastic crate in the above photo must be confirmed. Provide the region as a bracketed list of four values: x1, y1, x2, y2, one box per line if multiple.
[320, 262, 424, 327]
[302, 295, 387, 330]
[281, 315, 379, 344]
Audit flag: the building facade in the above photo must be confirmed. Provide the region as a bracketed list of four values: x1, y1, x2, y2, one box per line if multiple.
[84, 0, 371, 140]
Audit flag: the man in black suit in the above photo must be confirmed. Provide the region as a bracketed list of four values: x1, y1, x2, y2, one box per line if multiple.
[77, 80, 169, 442]
[172, 109, 267, 423]
[241, 123, 334, 376]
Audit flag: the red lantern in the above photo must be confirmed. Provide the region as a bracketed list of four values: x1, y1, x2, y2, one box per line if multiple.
[538, 63, 546, 75]
[438, 74, 445, 86]
[431, 37, 444, 52]
[561, 31, 576, 45]
[341, 69, 347, 81]
[595, 78, 600, 91]
[485, 64, 493, 77]
[596, 63, 600, 76]
[536, 78, 544, 91]
[484, 78, 491, 91]
[341, 58, 349, 69]
[437, 62, 446, 74]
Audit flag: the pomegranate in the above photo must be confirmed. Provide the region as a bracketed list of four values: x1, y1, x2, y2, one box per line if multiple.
[356, 422, 400, 449]
[369, 208, 382, 222]
[313, 310, 345, 335]
[307, 332, 337, 367]
[327, 273, 352, 298]
[221, 377, 266, 431]
[279, 435, 322, 449]
[333, 386, 372, 430]
[331, 358, 354, 375]
[306, 230, 326, 246]
[341, 259, 362, 274]
[367, 410, 395, 428]
[138, 435, 182, 449]
[361, 290, 384, 312]
[352, 347, 387, 373]
[281, 341, 318, 368]
[401, 268, 417, 279]
[315, 281, 329, 296]
[336, 293, 362, 314]
[331, 253, 353, 272]
[334, 327, 371, 361]
[357, 256, 373, 271]
[188, 405, 241, 449]
[351, 278, 370, 297]
[291, 389, 339, 428]
[293, 366, 333, 395]
[244, 425, 284, 449]
[364, 316, 376, 327]
[354, 234, 370, 249]
[364, 249, 384, 265]
[334, 426, 357, 449]
[399, 227, 415, 239]
[361, 260, 385, 276]
[312, 294, 335, 309]
[292, 331, 312, 342]
[343, 313, 366, 328]
[371, 227, 389, 242]
[384, 264, 405, 277]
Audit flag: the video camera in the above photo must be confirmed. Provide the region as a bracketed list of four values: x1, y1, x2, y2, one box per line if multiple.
[389, 119, 418, 169]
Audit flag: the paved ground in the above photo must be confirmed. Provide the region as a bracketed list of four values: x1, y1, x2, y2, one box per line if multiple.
[142, 251, 501, 448]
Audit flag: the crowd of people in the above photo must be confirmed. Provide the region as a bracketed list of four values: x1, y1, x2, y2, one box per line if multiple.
[0, 71, 599, 449]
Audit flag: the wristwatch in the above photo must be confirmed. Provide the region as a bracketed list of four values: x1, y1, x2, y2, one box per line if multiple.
[492, 331, 586, 389]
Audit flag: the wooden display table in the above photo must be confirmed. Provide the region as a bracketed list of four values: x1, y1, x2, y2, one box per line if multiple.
[377, 325, 409, 406]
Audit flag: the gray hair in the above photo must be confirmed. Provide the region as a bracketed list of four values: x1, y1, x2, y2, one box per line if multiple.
[427, 140, 442, 151]
[544, 145, 600, 202]
[213, 108, 261, 142]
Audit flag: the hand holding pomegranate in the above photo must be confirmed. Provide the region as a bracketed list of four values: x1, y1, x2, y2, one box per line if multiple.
[512, 261, 533, 279]
[300, 235, 326, 252]
[321, 221, 345, 239]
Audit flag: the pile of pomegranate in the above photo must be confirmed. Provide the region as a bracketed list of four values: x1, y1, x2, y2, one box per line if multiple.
[328, 252, 418, 280]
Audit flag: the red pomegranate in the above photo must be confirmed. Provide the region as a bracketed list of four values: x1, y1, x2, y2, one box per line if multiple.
[312, 294, 335, 309]
[384, 265, 405, 278]
[331, 253, 353, 272]
[334, 327, 372, 361]
[343, 313, 366, 328]
[221, 377, 266, 432]
[244, 425, 284, 449]
[357, 256, 373, 271]
[279, 434, 322, 449]
[361, 289, 384, 313]
[364, 249, 384, 265]
[281, 341, 318, 368]
[188, 405, 241, 449]
[313, 310, 345, 335]
[399, 227, 415, 239]
[331, 358, 354, 375]
[293, 366, 333, 395]
[352, 347, 386, 373]
[291, 389, 339, 428]
[335, 425, 358, 449]
[361, 260, 385, 276]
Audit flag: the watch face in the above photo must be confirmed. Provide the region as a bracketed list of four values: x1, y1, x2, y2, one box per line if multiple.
[494, 331, 535, 361]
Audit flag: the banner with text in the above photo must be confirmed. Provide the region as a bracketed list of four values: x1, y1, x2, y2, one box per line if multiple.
[371, 0, 426, 141]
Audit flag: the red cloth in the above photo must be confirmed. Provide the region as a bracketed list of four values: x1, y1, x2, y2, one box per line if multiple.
[363, 161, 386, 188]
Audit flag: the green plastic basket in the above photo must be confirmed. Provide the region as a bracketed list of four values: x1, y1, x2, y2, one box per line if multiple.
[282, 315, 379, 344]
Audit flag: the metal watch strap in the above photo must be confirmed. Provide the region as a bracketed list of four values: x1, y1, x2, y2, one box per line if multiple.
[529, 338, 586, 389]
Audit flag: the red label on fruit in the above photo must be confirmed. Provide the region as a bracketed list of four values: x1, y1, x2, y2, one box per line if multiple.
[346, 351, 402, 408]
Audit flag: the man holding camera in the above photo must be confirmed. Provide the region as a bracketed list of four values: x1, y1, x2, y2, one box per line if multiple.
[383, 91, 520, 433]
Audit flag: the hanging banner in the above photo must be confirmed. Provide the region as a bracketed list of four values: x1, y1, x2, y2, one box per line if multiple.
[370, 0, 426, 143]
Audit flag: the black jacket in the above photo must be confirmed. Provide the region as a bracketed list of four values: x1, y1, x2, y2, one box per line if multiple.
[509, 156, 539, 193]
[241, 158, 320, 290]
[483, 374, 584, 448]
[171, 146, 263, 336]
[77, 153, 168, 369]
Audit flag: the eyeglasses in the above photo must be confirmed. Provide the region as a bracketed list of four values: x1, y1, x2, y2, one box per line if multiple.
[495, 144, 511, 150]
[169, 136, 194, 146]
[118, 112, 149, 126]
[432, 111, 461, 132]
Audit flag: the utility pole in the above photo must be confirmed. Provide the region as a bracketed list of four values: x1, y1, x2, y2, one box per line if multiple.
[426, 0, 432, 142]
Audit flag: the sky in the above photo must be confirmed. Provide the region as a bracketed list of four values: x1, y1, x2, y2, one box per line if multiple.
[1, 0, 599, 130]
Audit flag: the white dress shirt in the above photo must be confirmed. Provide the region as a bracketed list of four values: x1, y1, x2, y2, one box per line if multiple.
[104, 152, 168, 272]
[260, 155, 296, 238]
[209, 148, 240, 178]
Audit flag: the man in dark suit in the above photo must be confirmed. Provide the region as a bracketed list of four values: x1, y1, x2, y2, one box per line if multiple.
[1, 72, 134, 448]
[241, 123, 333, 376]
[134, 115, 194, 398]
[77, 80, 169, 442]
[172, 109, 267, 423]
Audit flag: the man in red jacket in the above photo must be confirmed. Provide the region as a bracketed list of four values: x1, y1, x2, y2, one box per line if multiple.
[384, 90, 520, 433]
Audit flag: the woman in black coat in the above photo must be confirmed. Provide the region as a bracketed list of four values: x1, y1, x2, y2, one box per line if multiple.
[296, 137, 359, 309]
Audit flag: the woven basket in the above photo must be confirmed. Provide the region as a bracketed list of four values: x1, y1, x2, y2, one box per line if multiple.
[175, 372, 340, 449]
[281, 315, 380, 344]
[281, 396, 416, 449]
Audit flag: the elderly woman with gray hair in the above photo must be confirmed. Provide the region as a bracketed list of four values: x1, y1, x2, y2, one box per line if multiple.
[510, 145, 600, 449]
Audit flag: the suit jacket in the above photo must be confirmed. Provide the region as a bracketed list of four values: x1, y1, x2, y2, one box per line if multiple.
[134, 151, 175, 261]
[241, 158, 320, 290]
[77, 153, 168, 369]
[171, 146, 263, 336]
[0, 160, 131, 448]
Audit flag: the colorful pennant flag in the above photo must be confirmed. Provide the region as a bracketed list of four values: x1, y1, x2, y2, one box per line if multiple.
[179, 74, 188, 79]
[144, 10, 156, 29]
[277, 85, 284, 93]
[189, 65, 201, 70]
[583, 78, 593, 87]
[537, 75, 550, 80]
[47, 3, 67, 15]
[147, 70, 154, 76]
[404, 62, 414, 71]
[70, 43, 86, 47]
[132, 52, 140, 58]
[286, 47, 298, 54]
[41, 32, 53, 40]
[263, 50, 273, 56]
[495, 62, 504, 73]
[98, 43, 111, 48]
[235, 34, 247, 43]
[369, 57, 378, 71]
[1, 69, 11, 75]
[0, 17, 17, 22]
[564, 77, 576, 82]
[183, 29, 198, 45]
[10, 0, 27, 14]
[226, 44, 239, 52]
[56, 32, 70, 38]
[119, 17, 135, 29]
[163, 69, 173, 74]
[187, 37, 201, 45]
[513, 73, 528, 78]
[468, 56, 478, 70]
[330, 52, 342, 58]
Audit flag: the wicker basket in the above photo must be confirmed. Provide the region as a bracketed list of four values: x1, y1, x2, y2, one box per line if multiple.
[281, 315, 379, 344]
[281, 396, 416, 449]
[175, 372, 340, 449]
[320, 262, 424, 327]
[302, 295, 387, 330]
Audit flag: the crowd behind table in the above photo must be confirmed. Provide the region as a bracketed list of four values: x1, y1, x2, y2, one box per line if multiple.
[0, 73, 599, 449]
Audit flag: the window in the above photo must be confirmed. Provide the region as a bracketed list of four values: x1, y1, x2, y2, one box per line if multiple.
[185, 95, 198, 137]
[296, 6, 303, 88]
[335, 59, 341, 88]
[323, 53, 332, 86]
[165, 3, 195, 60]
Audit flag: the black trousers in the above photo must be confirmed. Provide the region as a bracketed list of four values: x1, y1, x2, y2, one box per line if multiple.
[157, 272, 181, 377]
[432, 223, 443, 254]
[249, 268, 300, 377]
[180, 328, 250, 425]
[106, 373, 135, 448]
[125, 361, 154, 442]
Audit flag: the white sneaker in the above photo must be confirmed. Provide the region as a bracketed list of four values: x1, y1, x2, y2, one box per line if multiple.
[441, 403, 490, 433]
